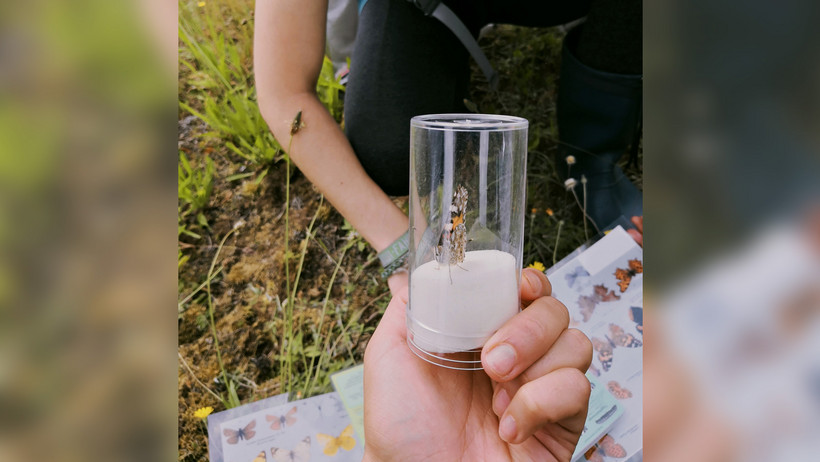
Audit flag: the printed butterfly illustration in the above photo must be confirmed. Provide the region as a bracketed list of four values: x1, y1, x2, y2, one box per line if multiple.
[593, 284, 620, 302]
[607, 380, 633, 399]
[614, 258, 643, 292]
[271, 436, 311, 462]
[577, 295, 599, 322]
[629, 306, 643, 334]
[435, 185, 468, 270]
[609, 324, 642, 348]
[316, 424, 357, 456]
[252, 451, 267, 462]
[591, 324, 642, 371]
[266, 406, 298, 430]
[588, 363, 601, 377]
[584, 434, 627, 461]
[223, 420, 256, 444]
[564, 266, 590, 289]
[577, 285, 620, 322]
[316, 395, 345, 419]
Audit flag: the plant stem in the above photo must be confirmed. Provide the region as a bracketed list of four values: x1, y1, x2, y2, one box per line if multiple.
[281, 133, 294, 396]
[303, 237, 353, 396]
[553, 220, 564, 266]
[206, 227, 239, 407]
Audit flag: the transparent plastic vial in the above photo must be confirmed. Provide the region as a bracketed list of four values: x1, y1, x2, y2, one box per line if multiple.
[407, 114, 528, 370]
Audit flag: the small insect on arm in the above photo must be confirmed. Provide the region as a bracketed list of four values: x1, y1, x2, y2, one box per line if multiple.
[289, 110, 306, 135]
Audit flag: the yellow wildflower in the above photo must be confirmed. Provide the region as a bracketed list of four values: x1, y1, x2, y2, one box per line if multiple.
[546, 208, 554, 216]
[197, 1, 206, 7]
[194, 406, 213, 419]
[531, 208, 537, 214]
[527, 261, 546, 272]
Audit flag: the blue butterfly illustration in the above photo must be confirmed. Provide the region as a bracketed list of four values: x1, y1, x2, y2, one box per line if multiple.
[564, 266, 590, 290]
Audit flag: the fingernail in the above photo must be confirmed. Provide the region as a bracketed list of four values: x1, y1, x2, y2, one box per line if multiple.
[493, 388, 511, 416]
[523, 271, 541, 294]
[499, 415, 518, 443]
[486, 344, 516, 377]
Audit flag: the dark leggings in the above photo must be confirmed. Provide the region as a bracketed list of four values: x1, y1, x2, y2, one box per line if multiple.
[344, 0, 641, 196]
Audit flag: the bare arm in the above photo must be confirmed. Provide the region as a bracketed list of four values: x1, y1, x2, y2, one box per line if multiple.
[254, 0, 407, 248]
[254, 0, 408, 281]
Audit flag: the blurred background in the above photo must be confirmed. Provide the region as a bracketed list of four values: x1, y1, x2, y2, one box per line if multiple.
[0, 0, 817, 460]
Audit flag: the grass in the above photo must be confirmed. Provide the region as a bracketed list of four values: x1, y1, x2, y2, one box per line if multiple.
[177, 3, 641, 460]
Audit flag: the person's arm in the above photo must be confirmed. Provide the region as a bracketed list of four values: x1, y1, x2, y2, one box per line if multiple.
[254, 0, 409, 289]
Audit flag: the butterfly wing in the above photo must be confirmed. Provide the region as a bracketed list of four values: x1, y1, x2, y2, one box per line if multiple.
[565, 271, 577, 288]
[293, 437, 311, 461]
[614, 268, 632, 292]
[243, 420, 256, 440]
[266, 414, 282, 431]
[609, 324, 642, 347]
[284, 406, 298, 426]
[338, 425, 356, 451]
[629, 306, 643, 334]
[600, 435, 627, 458]
[584, 446, 604, 462]
[591, 337, 614, 371]
[270, 437, 310, 462]
[223, 428, 240, 445]
[577, 295, 598, 322]
[252, 451, 267, 462]
[316, 432, 340, 456]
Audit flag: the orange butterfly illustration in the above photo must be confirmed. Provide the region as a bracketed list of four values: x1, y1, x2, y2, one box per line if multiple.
[614, 258, 643, 292]
[593, 284, 621, 301]
[585, 434, 626, 461]
[223, 420, 256, 444]
[266, 406, 298, 430]
[607, 380, 633, 399]
[591, 324, 642, 371]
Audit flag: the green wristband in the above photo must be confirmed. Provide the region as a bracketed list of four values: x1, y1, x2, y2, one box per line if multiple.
[377, 230, 410, 267]
[380, 252, 408, 279]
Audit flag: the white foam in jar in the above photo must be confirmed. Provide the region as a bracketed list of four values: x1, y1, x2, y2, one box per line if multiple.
[408, 249, 519, 353]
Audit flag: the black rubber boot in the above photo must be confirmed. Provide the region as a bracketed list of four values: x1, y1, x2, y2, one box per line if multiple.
[557, 26, 643, 230]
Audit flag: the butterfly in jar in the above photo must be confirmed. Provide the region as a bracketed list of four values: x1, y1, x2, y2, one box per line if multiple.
[223, 420, 256, 444]
[614, 258, 643, 292]
[435, 185, 469, 281]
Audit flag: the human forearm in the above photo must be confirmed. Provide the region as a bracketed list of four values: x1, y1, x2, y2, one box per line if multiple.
[260, 93, 408, 251]
[254, 0, 407, 252]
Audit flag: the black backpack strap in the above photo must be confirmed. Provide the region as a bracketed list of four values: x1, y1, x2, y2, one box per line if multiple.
[408, 0, 498, 90]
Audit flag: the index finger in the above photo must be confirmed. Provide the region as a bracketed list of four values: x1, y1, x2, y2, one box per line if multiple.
[520, 268, 551, 308]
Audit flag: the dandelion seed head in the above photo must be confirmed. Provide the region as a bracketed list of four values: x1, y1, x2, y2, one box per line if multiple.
[564, 178, 577, 190]
[565, 155, 576, 165]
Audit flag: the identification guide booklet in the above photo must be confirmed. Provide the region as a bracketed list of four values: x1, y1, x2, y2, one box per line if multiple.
[548, 225, 643, 461]
[207, 391, 363, 462]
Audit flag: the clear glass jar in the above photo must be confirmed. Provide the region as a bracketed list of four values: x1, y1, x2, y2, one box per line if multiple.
[407, 114, 528, 370]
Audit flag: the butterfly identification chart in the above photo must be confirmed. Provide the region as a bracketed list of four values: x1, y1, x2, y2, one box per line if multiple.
[548, 225, 643, 462]
[207, 391, 363, 462]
